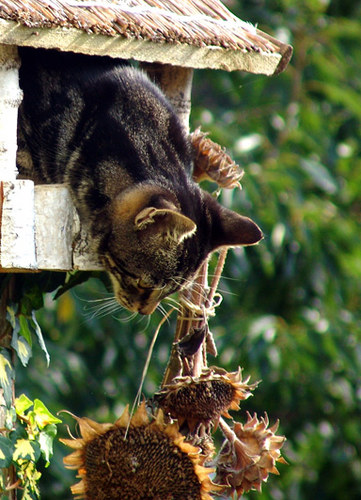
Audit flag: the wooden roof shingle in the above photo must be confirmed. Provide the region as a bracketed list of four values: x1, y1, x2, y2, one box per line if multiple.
[0, 0, 292, 74]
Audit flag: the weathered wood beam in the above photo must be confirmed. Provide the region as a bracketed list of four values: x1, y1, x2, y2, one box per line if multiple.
[0, 19, 285, 75]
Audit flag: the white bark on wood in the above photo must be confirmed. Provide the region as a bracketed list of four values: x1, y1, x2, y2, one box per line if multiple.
[34, 185, 74, 270]
[0, 180, 36, 270]
[0, 182, 104, 271]
[0, 44, 22, 180]
[34, 185, 103, 271]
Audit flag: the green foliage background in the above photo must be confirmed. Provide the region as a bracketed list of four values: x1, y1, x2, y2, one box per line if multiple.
[13, 0, 361, 498]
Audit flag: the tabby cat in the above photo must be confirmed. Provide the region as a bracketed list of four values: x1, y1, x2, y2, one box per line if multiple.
[17, 47, 262, 315]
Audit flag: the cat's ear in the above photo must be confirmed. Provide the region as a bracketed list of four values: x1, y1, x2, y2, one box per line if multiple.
[206, 195, 263, 250]
[135, 207, 196, 243]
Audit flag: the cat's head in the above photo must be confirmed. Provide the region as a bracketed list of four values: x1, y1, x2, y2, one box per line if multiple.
[99, 185, 263, 315]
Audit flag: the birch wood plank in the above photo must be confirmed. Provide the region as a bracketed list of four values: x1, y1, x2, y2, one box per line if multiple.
[0, 179, 36, 270]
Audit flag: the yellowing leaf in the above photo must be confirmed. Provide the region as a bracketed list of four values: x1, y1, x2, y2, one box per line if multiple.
[33, 400, 61, 430]
[18, 339, 31, 363]
[0, 350, 14, 407]
[15, 394, 33, 417]
[31, 313, 50, 366]
[13, 439, 39, 462]
[0, 353, 12, 385]
[11, 331, 32, 367]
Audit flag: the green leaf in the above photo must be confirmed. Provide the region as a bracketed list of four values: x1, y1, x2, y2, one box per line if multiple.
[309, 80, 361, 119]
[38, 424, 57, 465]
[6, 304, 17, 329]
[30, 313, 50, 366]
[0, 350, 14, 408]
[13, 439, 41, 462]
[9, 424, 27, 444]
[5, 407, 17, 431]
[19, 284, 44, 316]
[15, 394, 33, 417]
[54, 271, 94, 299]
[0, 436, 14, 468]
[18, 315, 33, 347]
[11, 331, 32, 367]
[33, 400, 61, 430]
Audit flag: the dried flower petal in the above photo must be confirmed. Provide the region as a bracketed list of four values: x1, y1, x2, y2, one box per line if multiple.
[61, 403, 218, 499]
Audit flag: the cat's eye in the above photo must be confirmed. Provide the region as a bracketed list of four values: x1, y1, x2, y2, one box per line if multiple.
[137, 279, 153, 290]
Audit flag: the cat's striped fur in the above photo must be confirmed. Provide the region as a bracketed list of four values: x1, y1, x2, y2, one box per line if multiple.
[17, 48, 262, 315]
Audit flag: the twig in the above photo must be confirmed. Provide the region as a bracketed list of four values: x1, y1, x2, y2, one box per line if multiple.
[126, 307, 175, 438]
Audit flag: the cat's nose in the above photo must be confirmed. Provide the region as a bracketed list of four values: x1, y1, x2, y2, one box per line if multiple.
[139, 302, 158, 315]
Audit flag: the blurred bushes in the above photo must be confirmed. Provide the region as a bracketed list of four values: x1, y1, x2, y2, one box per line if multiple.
[16, 1, 361, 498]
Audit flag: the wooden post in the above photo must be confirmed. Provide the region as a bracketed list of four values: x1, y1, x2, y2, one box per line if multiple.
[0, 44, 21, 499]
[0, 44, 22, 180]
[0, 44, 37, 271]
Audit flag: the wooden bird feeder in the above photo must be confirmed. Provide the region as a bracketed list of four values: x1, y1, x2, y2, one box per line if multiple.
[0, 0, 292, 273]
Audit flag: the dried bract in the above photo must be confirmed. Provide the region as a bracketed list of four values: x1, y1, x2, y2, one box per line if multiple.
[214, 412, 287, 497]
[191, 127, 244, 189]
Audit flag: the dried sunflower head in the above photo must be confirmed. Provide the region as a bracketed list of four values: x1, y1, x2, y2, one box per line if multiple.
[61, 403, 217, 500]
[191, 127, 244, 189]
[155, 367, 258, 431]
[214, 412, 287, 497]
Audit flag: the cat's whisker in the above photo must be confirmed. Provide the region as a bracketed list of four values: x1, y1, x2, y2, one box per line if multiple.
[207, 273, 238, 282]
[78, 295, 115, 304]
[154, 302, 177, 325]
[170, 276, 207, 295]
[216, 287, 238, 297]
[136, 313, 152, 330]
[82, 295, 117, 309]
[152, 283, 167, 292]
[84, 300, 122, 320]
[114, 310, 139, 323]
[163, 297, 181, 314]
[170, 276, 189, 288]
[157, 303, 171, 321]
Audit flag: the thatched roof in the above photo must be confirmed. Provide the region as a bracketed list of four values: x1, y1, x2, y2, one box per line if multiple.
[0, 0, 292, 74]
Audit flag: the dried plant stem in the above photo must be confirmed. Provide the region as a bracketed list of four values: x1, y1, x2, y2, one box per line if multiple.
[218, 415, 235, 443]
[162, 249, 228, 387]
[128, 307, 175, 437]
[207, 248, 228, 307]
